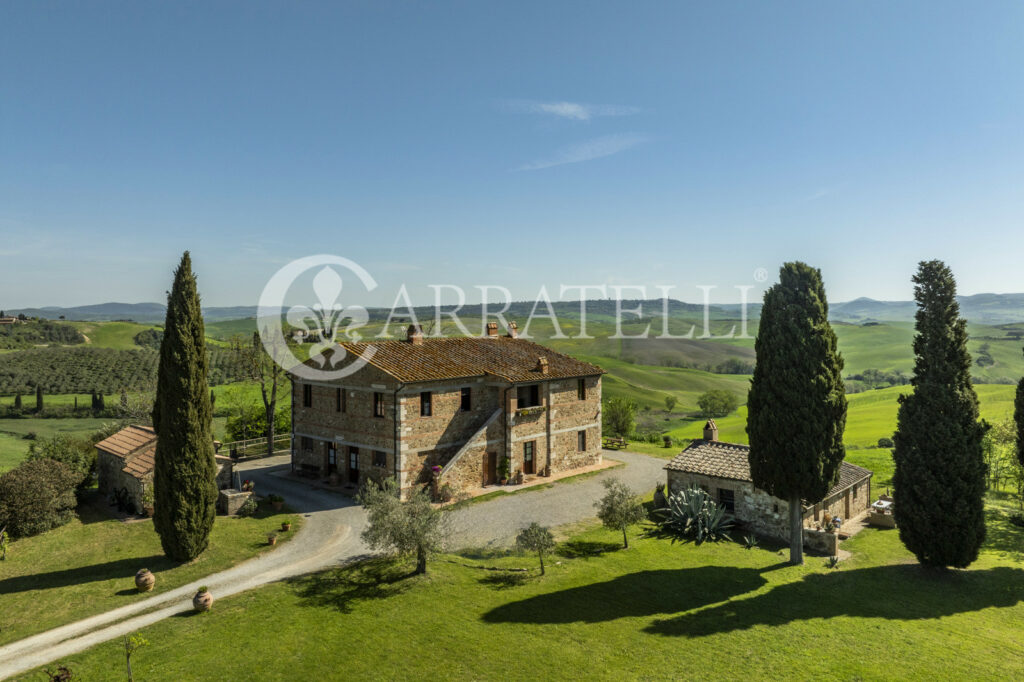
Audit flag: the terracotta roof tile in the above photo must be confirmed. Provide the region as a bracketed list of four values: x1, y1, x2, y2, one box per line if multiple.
[95, 425, 156, 459]
[665, 440, 872, 499]
[122, 442, 156, 479]
[307, 336, 605, 384]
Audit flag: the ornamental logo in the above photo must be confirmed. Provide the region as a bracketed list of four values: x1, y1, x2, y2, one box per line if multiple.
[257, 255, 378, 381]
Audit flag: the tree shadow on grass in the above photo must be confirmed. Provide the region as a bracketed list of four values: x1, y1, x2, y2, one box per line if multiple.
[0, 555, 172, 595]
[482, 566, 778, 624]
[287, 558, 415, 614]
[556, 540, 623, 559]
[478, 571, 533, 590]
[644, 564, 1024, 638]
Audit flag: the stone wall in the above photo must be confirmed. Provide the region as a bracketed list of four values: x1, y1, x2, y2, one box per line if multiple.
[666, 469, 870, 551]
[291, 363, 603, 499]
[290, 363, 399, 482]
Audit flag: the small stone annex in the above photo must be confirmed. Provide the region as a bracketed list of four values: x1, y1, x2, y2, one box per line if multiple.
[665, 419, 873, 547]
[290, 322, 605, 499]
[96, 425, 234, 514]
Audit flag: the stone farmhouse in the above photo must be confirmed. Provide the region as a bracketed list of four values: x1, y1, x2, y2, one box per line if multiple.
[96, 425, 234, 514]
[290, 323, 605, 499]
[665, 420, 872, 545]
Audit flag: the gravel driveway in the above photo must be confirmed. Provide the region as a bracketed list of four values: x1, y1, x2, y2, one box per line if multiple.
[448, 450, 666, 548]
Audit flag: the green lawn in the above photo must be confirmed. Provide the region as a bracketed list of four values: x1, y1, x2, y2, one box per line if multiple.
[650, 383, 1018, 489]
[26, 499, 1024, 680]
[69, 321, 160, 350]
[0, 417, 113, 473]
[0, 494, 300, 646]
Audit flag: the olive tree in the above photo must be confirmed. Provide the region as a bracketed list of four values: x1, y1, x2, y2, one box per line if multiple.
[516, 522, 556, 575]
[595, 478, 646, 548]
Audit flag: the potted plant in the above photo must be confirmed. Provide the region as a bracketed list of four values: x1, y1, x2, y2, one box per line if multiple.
[241, 479, 254, 492]
[498, 456, 510, 485]
[280, 518, 293, 532]
[267, 532, 278, 546]
[193, 586, 213, 612]
[141, 487, 155, 518]
[268, 493, 284, 511]
[134, 568, 155, 592]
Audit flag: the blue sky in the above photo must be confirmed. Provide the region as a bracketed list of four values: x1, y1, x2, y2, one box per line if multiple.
[2, 1, 1022, 308]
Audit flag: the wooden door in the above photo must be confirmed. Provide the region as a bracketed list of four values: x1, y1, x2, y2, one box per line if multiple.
[523, 442, 535, 475]
[484, 452, 497, 485]
[348, 446, 359, 484]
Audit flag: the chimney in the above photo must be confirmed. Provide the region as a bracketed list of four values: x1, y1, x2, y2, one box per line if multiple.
[536, 356, 549, 375]
[703, 419, 718, 442]
[486, 321, 499, 337]
[507, 321, 518, 338]
[406, 324, 424, 345]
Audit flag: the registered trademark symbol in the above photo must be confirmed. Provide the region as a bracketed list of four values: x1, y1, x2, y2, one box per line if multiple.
[753, 268, 768, 283]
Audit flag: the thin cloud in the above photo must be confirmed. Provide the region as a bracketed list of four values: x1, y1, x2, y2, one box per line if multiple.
[515, 133, 648, 171]
[505, 99, 640, 121]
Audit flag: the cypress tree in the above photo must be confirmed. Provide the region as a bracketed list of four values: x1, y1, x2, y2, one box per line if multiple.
[747, 262, 847, 565]
[35, 385, 43, 412]
[893, 260, 987, 568]
[14, 392, 22, 410]
[151, 252, 217, 562]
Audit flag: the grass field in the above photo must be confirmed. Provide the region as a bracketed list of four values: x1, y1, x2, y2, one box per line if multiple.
[25, 498, 1024, 680]
[0, 494, 300, 647]
[0, 417, 113, 472]
[69, 321, 159, 350]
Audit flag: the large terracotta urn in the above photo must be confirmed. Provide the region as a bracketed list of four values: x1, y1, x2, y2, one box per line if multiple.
[135, 568, 155, 592]
[193, 588, 214, 612]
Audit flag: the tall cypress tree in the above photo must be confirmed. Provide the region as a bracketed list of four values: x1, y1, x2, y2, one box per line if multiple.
[35, 384, 43, 412]
[152, 252, 217, 562]
[747, 262, 847, 565]
[893, 260, 986, 568]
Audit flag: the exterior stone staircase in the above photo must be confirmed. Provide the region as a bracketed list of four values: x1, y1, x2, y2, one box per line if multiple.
[439, 407, 503, 479]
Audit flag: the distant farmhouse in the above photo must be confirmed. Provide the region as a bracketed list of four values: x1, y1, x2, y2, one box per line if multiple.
[290, 323, 605, 499]
[666, 420, 872, 544]
[96, 425, 234, 514]
[0, 315, 22, 325]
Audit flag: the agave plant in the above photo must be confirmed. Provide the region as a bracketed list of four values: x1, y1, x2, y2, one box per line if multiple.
[661, 486, 734, 543]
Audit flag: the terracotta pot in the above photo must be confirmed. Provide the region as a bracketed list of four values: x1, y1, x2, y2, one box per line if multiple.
[281, 522, 292, 532]
[268, 534, 278, 546]
[271, 501, 283, 511]
[142, 505, 154, 518]
[193, 589, 213, 612]
[135, 569, 155, 592]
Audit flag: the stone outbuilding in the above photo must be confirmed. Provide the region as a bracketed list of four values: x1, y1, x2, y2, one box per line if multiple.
[96, 425, 234, 514]
[665, 420, 872, 547]
[290, 322, 605, 499]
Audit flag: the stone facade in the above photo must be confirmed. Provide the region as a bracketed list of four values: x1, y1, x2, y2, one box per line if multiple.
[667, 468, 871, 550]
[290, 331, 604, 499]
[96, 425, 234, 515]
[665, 428, 872, 552]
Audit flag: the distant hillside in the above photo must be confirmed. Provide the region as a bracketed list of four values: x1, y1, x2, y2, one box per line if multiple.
[9, 292, 1024, 325]
[7, 302, 258, 323]
[829, 293, 1024, 325]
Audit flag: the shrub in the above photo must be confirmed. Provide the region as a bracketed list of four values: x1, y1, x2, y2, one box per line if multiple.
[661, 486, 734, 543]
[0, 459, 80, 538]
[877, 437, 894, 449]
[236, 497, 259, 517]
[26, 434, 96, 489]
[696, 390, 739, 419]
